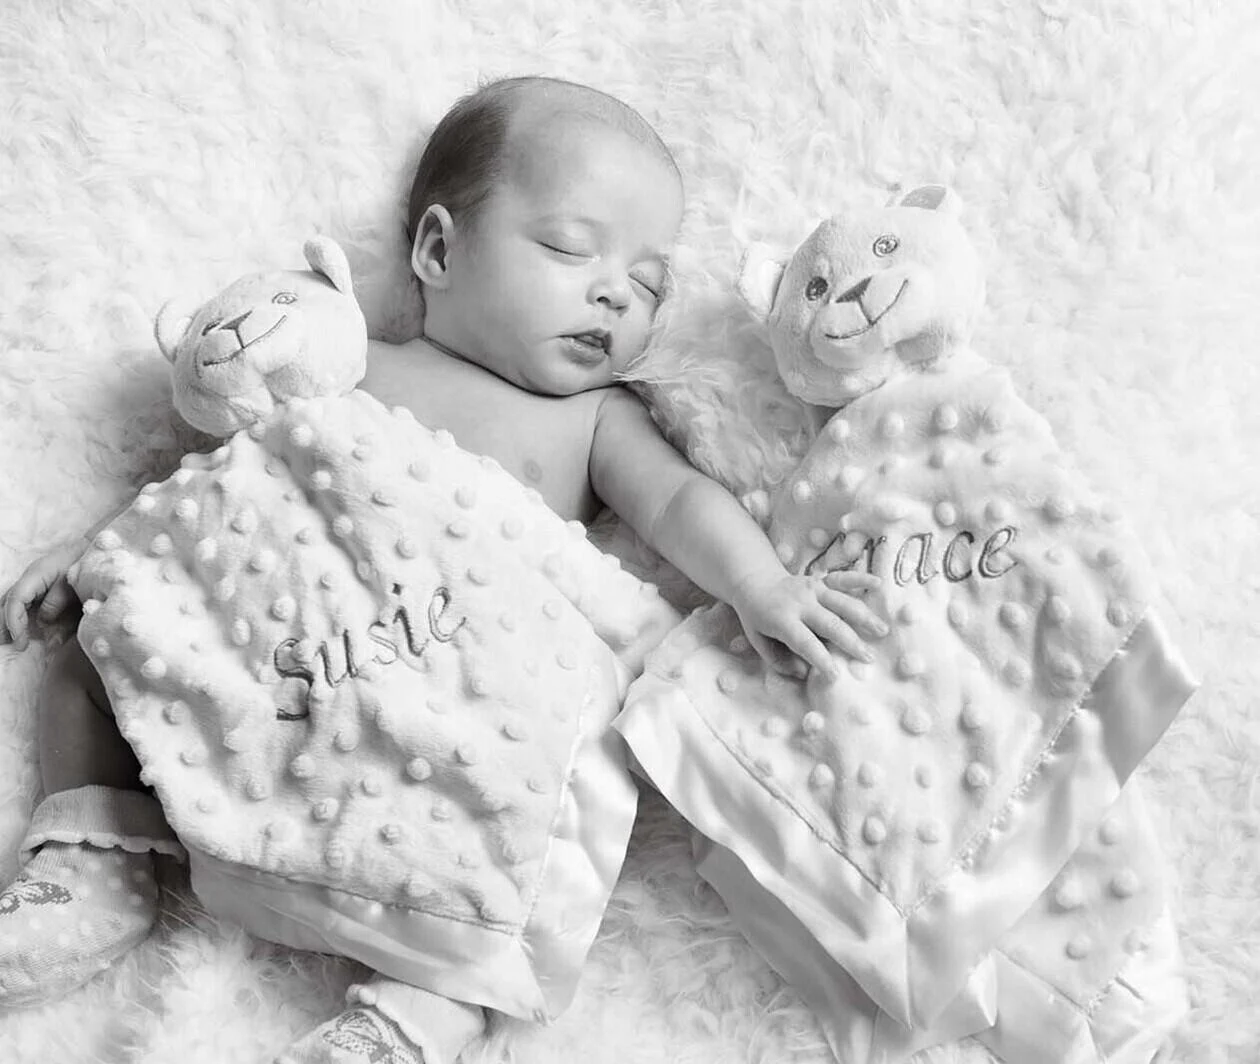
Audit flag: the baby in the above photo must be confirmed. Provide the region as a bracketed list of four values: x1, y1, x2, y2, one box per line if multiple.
[0, 77, 885, 1063]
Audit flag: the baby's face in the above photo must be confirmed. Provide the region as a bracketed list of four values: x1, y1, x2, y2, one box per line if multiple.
[432, 119, 683, 395]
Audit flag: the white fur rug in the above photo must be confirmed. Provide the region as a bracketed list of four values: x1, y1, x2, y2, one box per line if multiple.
[2, 2, 1257, 1062]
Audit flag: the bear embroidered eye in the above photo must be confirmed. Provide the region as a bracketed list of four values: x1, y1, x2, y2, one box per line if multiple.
[872, 234, 899, 257]
[273, 292, 298, 304]
[805, 276, 829, 301]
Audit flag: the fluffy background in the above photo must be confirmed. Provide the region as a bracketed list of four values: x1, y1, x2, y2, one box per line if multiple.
[1, 1, 1256, 1062]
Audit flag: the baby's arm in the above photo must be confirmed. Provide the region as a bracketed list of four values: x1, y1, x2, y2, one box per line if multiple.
[0, 504, 127, 650]
[590, 389, 887, 677]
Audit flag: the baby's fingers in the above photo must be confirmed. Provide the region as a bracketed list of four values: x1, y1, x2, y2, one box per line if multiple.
[818, 587, 889, 639]
[774, 623, 838, 681]
[36, 577, 75, 623]
[807, 608, 875, 664]
[746, 631, 808, 680]
[1, 585, 30, 650]
[822, 570, 882, 594]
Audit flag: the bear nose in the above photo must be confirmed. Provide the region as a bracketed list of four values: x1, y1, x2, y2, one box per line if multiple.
[834, 277, 870, 304]
[222, 310, 252, 333]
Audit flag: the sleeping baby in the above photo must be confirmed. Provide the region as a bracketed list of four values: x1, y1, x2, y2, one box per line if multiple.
[0, 76, 884, 1064]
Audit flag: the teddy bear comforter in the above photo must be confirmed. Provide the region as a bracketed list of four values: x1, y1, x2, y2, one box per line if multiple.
[614, 351, 1197, 1063]
[71, 390, 680, 1022]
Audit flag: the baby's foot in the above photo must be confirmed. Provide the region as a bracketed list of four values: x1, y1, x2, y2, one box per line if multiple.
[276, 1007, 426, 1064]
[0, 841, 158, 1007]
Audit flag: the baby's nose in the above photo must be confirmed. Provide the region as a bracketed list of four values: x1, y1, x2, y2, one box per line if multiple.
[592, 275, 631, 311]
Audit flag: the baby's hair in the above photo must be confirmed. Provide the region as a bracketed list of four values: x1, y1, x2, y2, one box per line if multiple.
[406, 75, 677, 244]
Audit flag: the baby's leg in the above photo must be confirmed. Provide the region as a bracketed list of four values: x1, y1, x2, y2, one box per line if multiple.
[38, 636, 142, 794]
[276, 977, 487, 1064]
[0, 638, 182, 1007]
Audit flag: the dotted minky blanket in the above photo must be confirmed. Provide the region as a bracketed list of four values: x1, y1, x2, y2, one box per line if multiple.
[615, 350, 1196, 1054]
[71, 390, 680, 1021]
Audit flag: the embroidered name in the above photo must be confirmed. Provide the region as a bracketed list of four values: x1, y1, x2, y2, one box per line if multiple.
[806, 526, 1019, 586]
[273, 582, 465, 720]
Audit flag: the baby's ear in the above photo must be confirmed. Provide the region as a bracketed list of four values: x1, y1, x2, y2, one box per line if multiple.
[154, 297, 197, 362]
[304, 236, 354, 295]
[736, 243, 788, 322]
[889, 184, 963, 218]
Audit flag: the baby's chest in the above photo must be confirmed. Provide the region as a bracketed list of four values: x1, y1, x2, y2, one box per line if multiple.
[439, 394, 600, 521]
[372, 363, 601, 522]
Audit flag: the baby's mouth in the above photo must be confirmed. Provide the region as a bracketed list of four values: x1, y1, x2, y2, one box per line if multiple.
[562, 330, 612, 360]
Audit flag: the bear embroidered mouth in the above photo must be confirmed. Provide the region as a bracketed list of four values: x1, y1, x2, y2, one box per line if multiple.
[200, 315, 288, 368]
[824, 280, 909, 341]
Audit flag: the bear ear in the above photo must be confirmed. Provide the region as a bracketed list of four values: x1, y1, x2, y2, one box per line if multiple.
[736, 243, 788, 322]
[304, 236, 354, 295]
[154, 297, 198, 363]
[890, 184, 963, 217]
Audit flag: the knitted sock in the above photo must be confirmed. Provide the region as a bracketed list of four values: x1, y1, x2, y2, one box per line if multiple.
[0, 842, 157, 1007]
[276, 979, 486, 1064]
[277, 1007, 427, 1064]
[0, 785, 184, 1008]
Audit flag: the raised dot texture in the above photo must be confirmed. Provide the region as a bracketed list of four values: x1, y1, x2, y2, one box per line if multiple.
[717, 671, 740, 694]
[1046, 596, 1072, 624]
[1098, 818, 1124, 845]
[857, 762, 882, 788]
[901, 707, 931, 736]
[801, 711, 825, 736]
[964, 762, 991, 790]
[1107, 602, 1133, 627]
[881, 413, 904, 438]
[1054, 880, 1084, 910]
[999, 602, 1027, 630]
[837, 466, 862, 490]
[917, 820, 942, 844]
[761, 715, 788, 737]
[934, 501, 957, 526]
[1002, 660, 1029, 687]
[1110, 869, 1140, 898]
[862, 816, 887, 844]
[1065, 935, 1093, 960]
[809, 764, 835, 788]
[896, 654, 924, 679]
[828, 418, 851, 441]
[1045, 496, 1075, 522]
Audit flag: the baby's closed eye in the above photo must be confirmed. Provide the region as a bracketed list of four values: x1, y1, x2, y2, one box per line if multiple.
[539, 240, 590, 259]
[630, 265, 665, 301]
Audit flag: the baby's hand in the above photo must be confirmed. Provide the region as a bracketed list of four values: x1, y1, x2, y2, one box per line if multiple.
[0, 540, 87, 651]
[729, 568, 888, 680]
